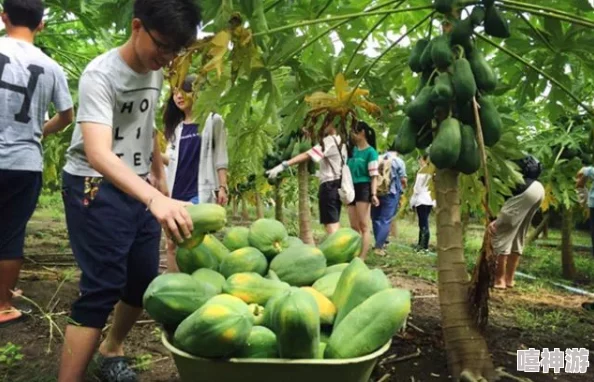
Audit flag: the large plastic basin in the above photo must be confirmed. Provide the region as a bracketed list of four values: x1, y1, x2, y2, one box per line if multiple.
[162, 333, 391, 382]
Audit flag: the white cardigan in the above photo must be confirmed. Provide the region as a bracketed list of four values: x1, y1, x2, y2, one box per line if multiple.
[165, 113, 228, 203]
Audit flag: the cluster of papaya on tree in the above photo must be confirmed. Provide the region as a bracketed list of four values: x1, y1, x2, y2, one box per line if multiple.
[394, 0, 510, 175]
[230, 174, 257, 201]
[262, 130, 316, 185]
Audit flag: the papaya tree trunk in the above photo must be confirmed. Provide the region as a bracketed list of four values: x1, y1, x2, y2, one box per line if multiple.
[255, 191, 264, 219]
[241, 196, 250, 221]
[526, 211, 549, 245]
[434, 169, 495, 381]
[275, 185, 284, 223]
[543, 218, 549, 239]
[298, 162, 314, 245]
[232, 196, 239, 218]
[561, 206, 576, 280]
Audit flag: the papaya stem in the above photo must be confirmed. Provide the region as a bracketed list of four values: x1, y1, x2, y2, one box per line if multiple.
[345, 0, 407, 73]
[427, 67, 440, 85]
[517, 13, 557, 54]
[471, 97, 493, 222]
[347, 11, 436, 105]
[499, 3, 594, 29]
[499, 0, 594, 29]
[253, 5, 435, 37]
[270, 0, 410, 68]
[475, 33, 594, 117]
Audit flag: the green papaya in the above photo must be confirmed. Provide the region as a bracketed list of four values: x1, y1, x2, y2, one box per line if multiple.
[454, 124, 481, 174]
[431, 35, 454, 70]
[457, 101, 475, 126]
[434, 0, 456, 14]
[469, 51, 497, 93]
[430, 117, 462, 169]
[450, 18, 474, 48]
[432, 72, 454, 105]
[484, 5, 510, 38]
[406, 86, 434, 125]
[452, 58, 477, 104]
[478, 97, 502, 147]
[394, 118, 419, 155]
[291, 140, 301, 158]
[415, 70, 433, 95]
[419, 39, 435, 72]
[469, 6, 486, 26]
[299, 139, 312, 153]
[416, 124, 433, 150]
[282, 140, 296, 161]
[278, 134, 291, 151]
[408, 39, 429, 73]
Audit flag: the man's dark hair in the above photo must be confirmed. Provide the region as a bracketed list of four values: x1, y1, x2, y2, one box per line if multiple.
[2, 0, 44, 31]
[134, 0, 201, 50]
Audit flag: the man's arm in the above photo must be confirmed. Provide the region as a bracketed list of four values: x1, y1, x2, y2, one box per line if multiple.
[82, 123, 192, 242]
[45, 64, 74, 137]
[43, 108, 74, 137]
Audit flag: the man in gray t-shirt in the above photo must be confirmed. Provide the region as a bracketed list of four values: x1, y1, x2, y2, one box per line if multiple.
[57, 1, 202, 381]
[0, 0, 73, 329]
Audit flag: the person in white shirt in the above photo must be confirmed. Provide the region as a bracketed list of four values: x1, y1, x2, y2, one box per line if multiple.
[409, 153, 435, 251]
[266, 123, 348, 234]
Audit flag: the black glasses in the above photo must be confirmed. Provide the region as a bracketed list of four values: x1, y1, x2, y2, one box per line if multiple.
[141, 20, 185, 56]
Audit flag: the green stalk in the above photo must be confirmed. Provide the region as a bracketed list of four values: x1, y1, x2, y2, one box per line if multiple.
[270, 0, 410, 69]
[348, 11, 436, 104]
[499, 4, 594, 29]
[345, 0, 407, 73]
[500, 0, 594, 26]
[253, 5, 435, 37]
[265, 0, 283, 13]
[475, 33, 594, 116]
[517, 13, 557, 54]
[315, 0, 334, 18]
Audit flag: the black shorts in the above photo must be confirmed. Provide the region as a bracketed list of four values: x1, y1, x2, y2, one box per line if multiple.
[319, 179, 341, 225]
[0, 169, 42, 260]
[349, 182, 372, 205]
[62, 171, 161, 328]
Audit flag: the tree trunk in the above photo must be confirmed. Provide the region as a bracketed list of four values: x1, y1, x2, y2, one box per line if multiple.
[434, 169, 495, 381]
[275, 185, 284, 223]
[232, 196, 239, 218]
[298, 162, 314, 245]
[543, 218, 549, 239]
[255, 191, 264, 219]
[241, 196, 250, 221]
[526, 212, 549, 245]
[561, 206, 576, 280]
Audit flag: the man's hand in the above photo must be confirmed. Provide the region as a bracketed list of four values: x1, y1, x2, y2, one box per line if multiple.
[149, 194, 194, 244]
[266, 163, 285, 179]
[217, 187, 229, 206]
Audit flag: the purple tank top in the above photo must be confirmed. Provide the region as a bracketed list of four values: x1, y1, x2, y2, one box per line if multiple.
[172, 123, 201, 201]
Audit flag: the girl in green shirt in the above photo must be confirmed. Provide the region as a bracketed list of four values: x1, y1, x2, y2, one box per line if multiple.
[347, 121, 380, 260]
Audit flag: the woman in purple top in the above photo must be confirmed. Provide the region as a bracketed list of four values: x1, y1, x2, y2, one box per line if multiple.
[162, 75, 229, 272]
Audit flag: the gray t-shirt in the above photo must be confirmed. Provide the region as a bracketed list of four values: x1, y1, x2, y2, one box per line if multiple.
[0, 37, 73, 172]
[64, 48, 163, 177]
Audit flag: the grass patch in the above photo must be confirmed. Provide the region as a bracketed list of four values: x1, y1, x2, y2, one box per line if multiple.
[513, 307, 581, 334]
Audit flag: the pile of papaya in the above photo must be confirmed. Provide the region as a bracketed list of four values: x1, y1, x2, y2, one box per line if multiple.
[394, 0, 510, 175]
[262, 130, 316, 185]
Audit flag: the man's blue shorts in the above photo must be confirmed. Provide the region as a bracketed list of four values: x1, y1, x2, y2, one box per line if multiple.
[0, 170, 42, 260]
[61, 171, 161, 329]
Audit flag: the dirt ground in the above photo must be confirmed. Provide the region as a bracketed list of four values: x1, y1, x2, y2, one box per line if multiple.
[1, 216, 594, 382]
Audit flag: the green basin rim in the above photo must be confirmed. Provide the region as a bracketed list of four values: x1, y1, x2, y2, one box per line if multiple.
[162, 332, 392, 365]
